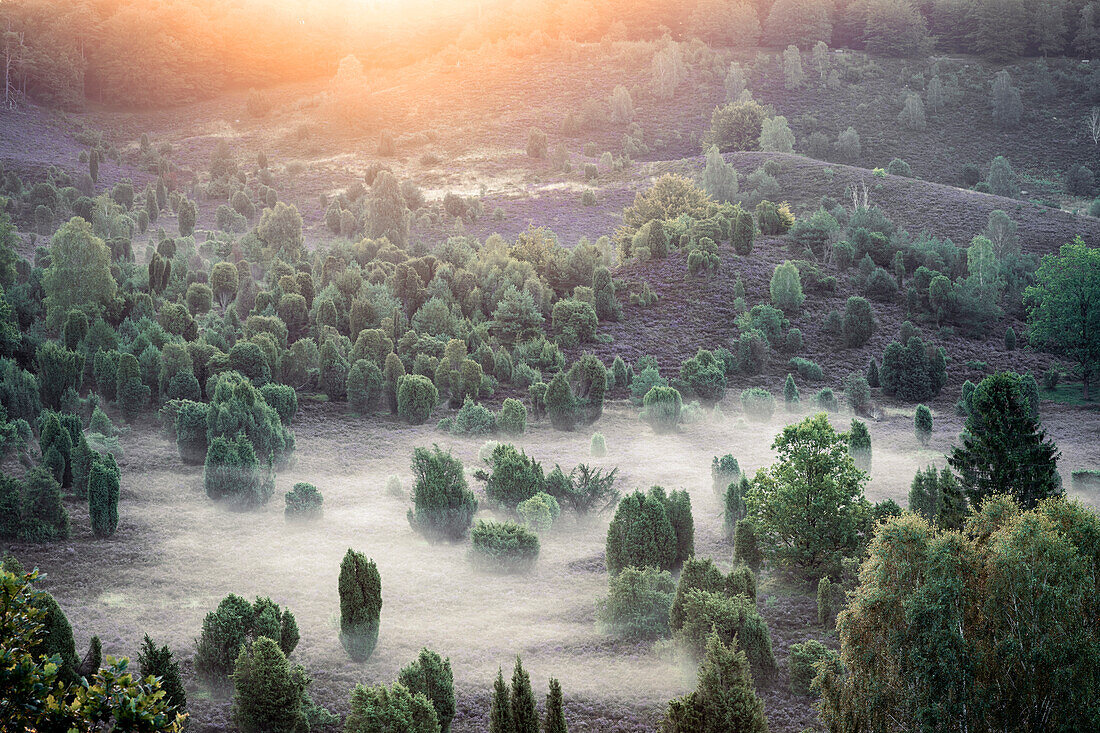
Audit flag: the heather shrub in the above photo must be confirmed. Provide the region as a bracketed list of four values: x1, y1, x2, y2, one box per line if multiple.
[408, 445, 477, 542]
[471, 520, 540, 572]
[596, 565, 676, 639]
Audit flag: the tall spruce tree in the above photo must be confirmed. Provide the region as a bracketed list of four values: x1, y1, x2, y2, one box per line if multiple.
[511, 657, 539, 733]
[948, 372, 1060, 509]
[490, 668, 514, 733]
[543, 677, 567, 733]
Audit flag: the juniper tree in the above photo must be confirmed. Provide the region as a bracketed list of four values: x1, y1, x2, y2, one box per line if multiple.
[398, 648, 455, 733]
[510, 657, 539, 733]
[338, 548, 382, 662]
[543, 677, 567, 733]
[489, 668, 514, 733]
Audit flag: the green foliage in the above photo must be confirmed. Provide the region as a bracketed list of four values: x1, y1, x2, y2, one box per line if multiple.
[605, 488, 678, 574]
[517, 492, 560, 532]
[498, 398, 526, 436]
[711, 454, 741, 496]
[590, 431, 606, 457]
[724, 477, 750, 541]
[641, 385, 682, 433]
[703, 99, 767, 152]
[597, 565, 676, 639]
[670, 558, 756, 635]
[907, 465, 967, 530]
[88, 451, 120, 538]
[949, 372, 1061, 509]
[36, 341, 83, 412]
[702, 146, 739, 202]
[987, 155, 1019, 198]
[138, 635, 186, 714]
[174, 400, 208, 465]
[339, 548, 382, 662]
[195, 593, 299, 693]
[477, 443, 545, 510]
[203, 433, 273, 508]
[551, 298, 597, 347]
[408, 445, 478, 542]
[545, 370, 578, 431]
[2, 468, 70, 542]
[397, 374, 439, 425]
[231, 636, 310, 733]
[679, 349, 726, 403]
[663, 633, 768, 733]
[747, 414, 870, 577]
[1025, 238, 1100, 399]
[630, 365, 667, 405]
[732, 209, 755, 255]
[674, 589, 776, 676]
[848, 418, 872, 472]
[784, 373, 800, 408]
[44, 217, 117, 328]
[471, 520, 540, 572]
[739, 387, 775, 422]
[770, 261, 805, 314]
[880, 336, 947, 402]
[914, 404, 933, 445]
[816, 501, 1100, 732]
[842, 296, 874, 347]
[398, 648, 455, 733]
[284, 482, 323, 521]
[345, 681, 439, 733]
[816, 574, 845, 627]
[789, 639, 838, 695]
[543, 677, 567, 733]
[546, 464, 620, 515]
[510, 656, 539, 733]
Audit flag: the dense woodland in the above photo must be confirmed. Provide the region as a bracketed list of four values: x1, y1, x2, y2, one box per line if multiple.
[1, 0, 1100, 731]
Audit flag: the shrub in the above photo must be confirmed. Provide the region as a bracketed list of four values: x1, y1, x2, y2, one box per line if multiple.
[551, 298, 597, 346]
[675, 589, 776, 676]
[842, 296, 874, 347]
[196, 594, 299, 692]
[590, 432, 607, 457]
[815, 387, 838, 411]
[864, 266, 898, 301]
[498, 398, 526, 436]
[835, 126, 861, 162]
[914, 404, 933, 445]
[138, 635, 186, 714]
[760, 115, 796, 152]
[37, 341, 83, 412]
[471, 520, 539, 572]
[345, 681, 438, 733]
[347, 359, 384, 414]
[517, 492, 561, 532]
[845, 372, 871, 414]
[725, 477, 750, 540]
[339, 548, 382, 662]
[703, 99, 767, 152]
[397, 374, 438, 424]
[526, 128, 547, 158]
[87, 452, 119, 538]
[206, 371, 294, 467]
[203, 433, 273, 509]
[789, 357, 824, 381]
[740, 388, 775, 422]
[848, 419, 872, 471]
[987, 155, 1019, 198]
[670, 558, 751, 633]
[784, 373, 801, 408]
[258, 383, 297, 425]
[789, 639, 837, 695]
[231, 636, 310, 733]
[397, 649, 455, 733]
[1004, 326, 1017, 351]
[880, 337, 947, 402]
[886, 158, 913, 177]
[7, 468, 70, 542]
[661, 487, 695, 566]
[769, 261, 805, 315]
[596, 566, 676, 639]
[285, 482, 323, 521]
[641, 385, 682, 433]
[816, 574, 845, 628]
[476, 443, 544, 510]
[731, 208, 755, 255]
[756, 200, 794, 235]
[712, 454, 741, 496]
[449, 398, 496, 436]
[545, 370, 578, 431]
[630, 366, 667, 404]
[605, 489, 677, 574]
[408, 446, 477, 542]
[664, 633, 768, 733]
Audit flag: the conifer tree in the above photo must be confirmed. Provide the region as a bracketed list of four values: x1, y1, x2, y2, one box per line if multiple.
[784, 373, 800, 409]
[339, 548, 382, 662]
[398, 648, 456, 733]
[663, 633, 768, 733]
[231, 636, 309, 733]
[511, 657, 539, 733]
[543, 678, 567, 733]
[490, 668, 514, 733]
